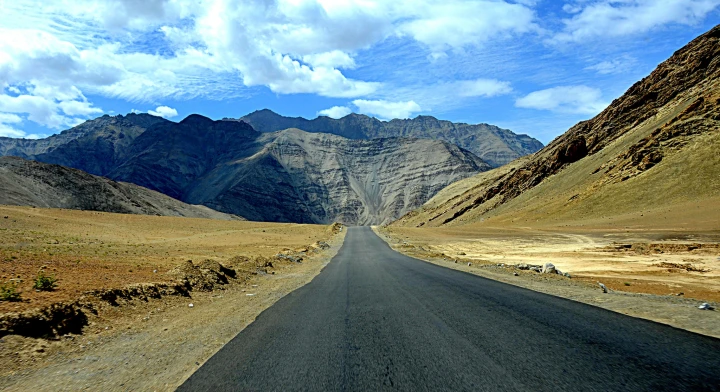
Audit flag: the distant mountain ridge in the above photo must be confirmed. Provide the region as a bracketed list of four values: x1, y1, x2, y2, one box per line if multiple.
[234, 110, 543, 167]
[0, 115, 488, 225]
[0, 156, 242, 221]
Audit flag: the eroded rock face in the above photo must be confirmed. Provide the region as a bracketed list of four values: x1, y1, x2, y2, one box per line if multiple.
[236, 110, 543, 167]
[184, 130, 489, 225]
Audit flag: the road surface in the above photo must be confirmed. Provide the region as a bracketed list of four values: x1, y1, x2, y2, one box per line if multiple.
[179, 226, 720, 391]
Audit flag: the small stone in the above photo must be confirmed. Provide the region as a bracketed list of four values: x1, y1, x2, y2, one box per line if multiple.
[188, 303, 194, 308]
[676, 292, 684, 296]
[153, 270, 157, 273]
[698, 303, 714, 310]
[598, 282, 608, 293]
[513, 272, 519, 276]
[467, 262, 472, 267]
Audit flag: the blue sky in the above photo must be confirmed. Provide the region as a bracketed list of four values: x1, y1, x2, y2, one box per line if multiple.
[0, 1, 719, 144]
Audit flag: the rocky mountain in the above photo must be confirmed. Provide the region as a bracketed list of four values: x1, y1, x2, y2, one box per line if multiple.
[235, 110, 543, 167]
[183, 129, 489, 225]
[0, 116, 488, 225]
[0, 156, 242, 220]
[393, 25, 720, 229]
[0, 113, 169, 176]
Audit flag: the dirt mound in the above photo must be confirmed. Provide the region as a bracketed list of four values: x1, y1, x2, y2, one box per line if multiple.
[0, 301, 91, 338]
[653, 262, 710, 273]
[608, 242, 720, 255]
[168, 260, 240, 292]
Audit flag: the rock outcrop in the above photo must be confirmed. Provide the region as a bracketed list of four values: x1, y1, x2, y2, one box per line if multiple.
[235, 110, 543, 167]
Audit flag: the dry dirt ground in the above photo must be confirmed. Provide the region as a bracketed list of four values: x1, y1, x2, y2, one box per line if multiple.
[0, 205, 345, 391]
[375, 225, 720, 339]
[0, 205, 333, 313]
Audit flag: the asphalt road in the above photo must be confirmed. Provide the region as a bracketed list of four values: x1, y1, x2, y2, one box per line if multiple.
[179, 227, 720, 391]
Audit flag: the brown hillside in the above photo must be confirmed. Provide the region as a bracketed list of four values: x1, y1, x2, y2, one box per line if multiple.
[393, 24, 720, 229]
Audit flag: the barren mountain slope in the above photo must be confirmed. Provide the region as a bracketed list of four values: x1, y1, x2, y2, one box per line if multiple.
[0, 114, 168, 176]
[0, 156, 242, 221]
[393, 24, 720, 229]
[1, 114, 488, 225]
[185, 128, 490, 225]
[237, 110, 542, 167]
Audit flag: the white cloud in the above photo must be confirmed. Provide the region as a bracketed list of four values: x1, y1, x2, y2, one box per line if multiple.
[515, 85, 609, 115]
[317, 106, 352, 119]
[147, 105, 179, 119]
[397, 1, 539, 55]
[0, 0, 543, 109]
[352, 99, 422, 120]
[0, 112, 24, 138]
[456, 79, 513, 98]
[553, 0, 720, 43]
[585, 55, 638, 75]
[303, 50, 356, 69]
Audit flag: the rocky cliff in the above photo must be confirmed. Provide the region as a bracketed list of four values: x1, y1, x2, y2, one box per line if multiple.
[184, 129, 489, 225]
[393, 24, 720, 228]
[236, 110, 542, 167]
[0, 156, 242, 220]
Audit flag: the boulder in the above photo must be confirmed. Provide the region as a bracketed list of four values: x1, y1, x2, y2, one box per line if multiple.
[542, 263, 557, 274]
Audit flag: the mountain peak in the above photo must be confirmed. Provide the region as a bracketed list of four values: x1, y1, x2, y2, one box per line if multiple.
[180, 114, 213, 126]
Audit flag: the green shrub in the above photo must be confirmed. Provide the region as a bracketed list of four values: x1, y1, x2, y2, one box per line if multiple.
[0, 282, 21, 301]
[33, 271, 57, 291]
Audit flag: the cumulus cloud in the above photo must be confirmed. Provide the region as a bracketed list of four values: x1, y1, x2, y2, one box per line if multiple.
[553, 0, 720, 43]
[318, 106, 352, 119]
[0, 112, 24, 138]
[352, 100, 422, 120]
[147, 105, 179, 119]
[398, 1, 539, 55]
[515, 86, 608, 115]
[303, 51, 357, 69]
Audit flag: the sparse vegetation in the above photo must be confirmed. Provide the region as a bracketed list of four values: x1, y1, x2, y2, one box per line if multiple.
[0, 281, 21, 301]
[33, 270, 58, 291]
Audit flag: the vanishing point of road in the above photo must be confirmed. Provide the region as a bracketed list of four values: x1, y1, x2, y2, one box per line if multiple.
[179, 227, 720, 391]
